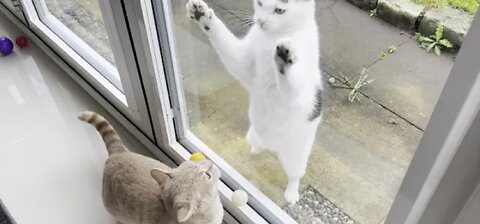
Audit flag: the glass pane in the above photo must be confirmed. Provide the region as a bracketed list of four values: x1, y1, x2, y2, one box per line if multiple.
[37, 0, 121, 89]
[164, 0, 477, 223]
[43, 0, 114, 65]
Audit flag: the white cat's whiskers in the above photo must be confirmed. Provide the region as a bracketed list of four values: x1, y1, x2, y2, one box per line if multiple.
[226, 18, 251, 27]
[223, 8, 254, 32]
[227, 18, 254, 32]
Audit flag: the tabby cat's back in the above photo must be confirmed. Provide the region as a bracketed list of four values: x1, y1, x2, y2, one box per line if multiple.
[78, 111, 223, 224]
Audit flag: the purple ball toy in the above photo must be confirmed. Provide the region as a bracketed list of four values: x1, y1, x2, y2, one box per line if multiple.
[0, 37, 14, 56]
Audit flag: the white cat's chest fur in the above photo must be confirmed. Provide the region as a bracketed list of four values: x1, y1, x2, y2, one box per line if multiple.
[242, 26, 321, 148]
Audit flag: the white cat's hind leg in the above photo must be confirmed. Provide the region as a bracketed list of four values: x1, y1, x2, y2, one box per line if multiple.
[278, 143, 312, 204]
[284, 178, 301, 204]
[246, 126, 267, 155]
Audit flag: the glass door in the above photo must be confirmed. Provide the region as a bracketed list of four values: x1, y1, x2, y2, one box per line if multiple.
[152, 0, 295, 222]
[18, 0, 155, 139]
[151, 0, 480, 223]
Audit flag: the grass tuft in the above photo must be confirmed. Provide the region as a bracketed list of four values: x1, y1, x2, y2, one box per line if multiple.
[413, 0, 480, 14]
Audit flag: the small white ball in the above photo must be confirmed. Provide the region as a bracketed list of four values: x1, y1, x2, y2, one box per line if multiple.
[231, 190, 248, 207]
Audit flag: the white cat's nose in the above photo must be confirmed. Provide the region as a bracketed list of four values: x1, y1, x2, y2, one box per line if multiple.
[256, 19, 266, 26]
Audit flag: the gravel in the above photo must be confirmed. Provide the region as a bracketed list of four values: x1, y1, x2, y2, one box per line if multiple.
[284, 186, 357, 224]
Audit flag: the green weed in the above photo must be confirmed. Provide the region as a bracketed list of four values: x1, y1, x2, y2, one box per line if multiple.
[329, 67, 374, 102]
[417, 24, 453, 55]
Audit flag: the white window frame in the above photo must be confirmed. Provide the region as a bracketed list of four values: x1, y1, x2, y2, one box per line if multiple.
[30, 0, 121, 89]
[16, 0, 156, 139]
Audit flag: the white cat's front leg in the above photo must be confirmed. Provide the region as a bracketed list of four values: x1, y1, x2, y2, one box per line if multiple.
[186, 0, 214, 32]
[274, 39, 309, 93]
[186, 0, 250, 83]
[275, 39, 297, 76]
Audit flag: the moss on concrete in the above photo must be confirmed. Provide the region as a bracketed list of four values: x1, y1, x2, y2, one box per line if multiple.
[413, 0, 480, 14]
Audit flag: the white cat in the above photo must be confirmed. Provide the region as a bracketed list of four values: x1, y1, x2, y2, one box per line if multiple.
[186, 0, 322, 204]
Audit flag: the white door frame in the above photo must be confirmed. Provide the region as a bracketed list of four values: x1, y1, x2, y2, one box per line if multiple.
[386, 11, 480, 224]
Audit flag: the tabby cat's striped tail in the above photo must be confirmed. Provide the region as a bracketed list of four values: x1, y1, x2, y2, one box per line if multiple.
[77, 111, 126, 156]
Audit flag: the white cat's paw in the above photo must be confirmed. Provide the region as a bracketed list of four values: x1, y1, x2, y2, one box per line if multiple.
[275, 39, 297, 75]
[250, 146, 266, 155]
[284, 188, 300, 205]
[186, 0, 214, 30]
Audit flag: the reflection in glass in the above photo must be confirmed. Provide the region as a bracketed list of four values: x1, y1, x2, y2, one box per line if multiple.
[44, 0, 115, 66]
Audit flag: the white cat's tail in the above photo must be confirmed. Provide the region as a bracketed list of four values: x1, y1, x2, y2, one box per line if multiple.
[77, 111, 127, 156]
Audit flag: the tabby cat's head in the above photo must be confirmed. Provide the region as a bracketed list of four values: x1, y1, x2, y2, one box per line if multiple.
[151, 160, 221, 222]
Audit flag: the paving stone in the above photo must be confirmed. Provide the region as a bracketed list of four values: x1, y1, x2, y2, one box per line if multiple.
[361, 37, 454, 129]
[316, 0, 409, 77]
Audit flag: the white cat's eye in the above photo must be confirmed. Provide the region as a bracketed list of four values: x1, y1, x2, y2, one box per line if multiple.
[205, 171, 212, 179]
[257, 0, 263, 7]
[274, 8, 286, 14]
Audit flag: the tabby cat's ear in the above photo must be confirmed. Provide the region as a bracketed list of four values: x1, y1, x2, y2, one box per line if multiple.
[150, 168, 173, 184]
[177, 203, 194, 222]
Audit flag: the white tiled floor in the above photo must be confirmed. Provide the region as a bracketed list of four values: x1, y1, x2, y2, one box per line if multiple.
[0, 11, 155, 224]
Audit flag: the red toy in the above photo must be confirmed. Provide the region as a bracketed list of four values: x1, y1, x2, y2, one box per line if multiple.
[15, 36, 28, 48]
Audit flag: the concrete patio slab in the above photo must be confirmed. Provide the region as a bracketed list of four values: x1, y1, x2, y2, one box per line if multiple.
[360, 38, 453, 129]
[316, 0, 409, 78]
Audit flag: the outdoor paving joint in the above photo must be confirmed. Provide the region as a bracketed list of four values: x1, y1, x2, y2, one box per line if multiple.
[323, 68, 425, 132]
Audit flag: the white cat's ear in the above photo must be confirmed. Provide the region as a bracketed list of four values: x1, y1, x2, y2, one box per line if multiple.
[150, 168, 173, 184]
[177, 203, 194, 222]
